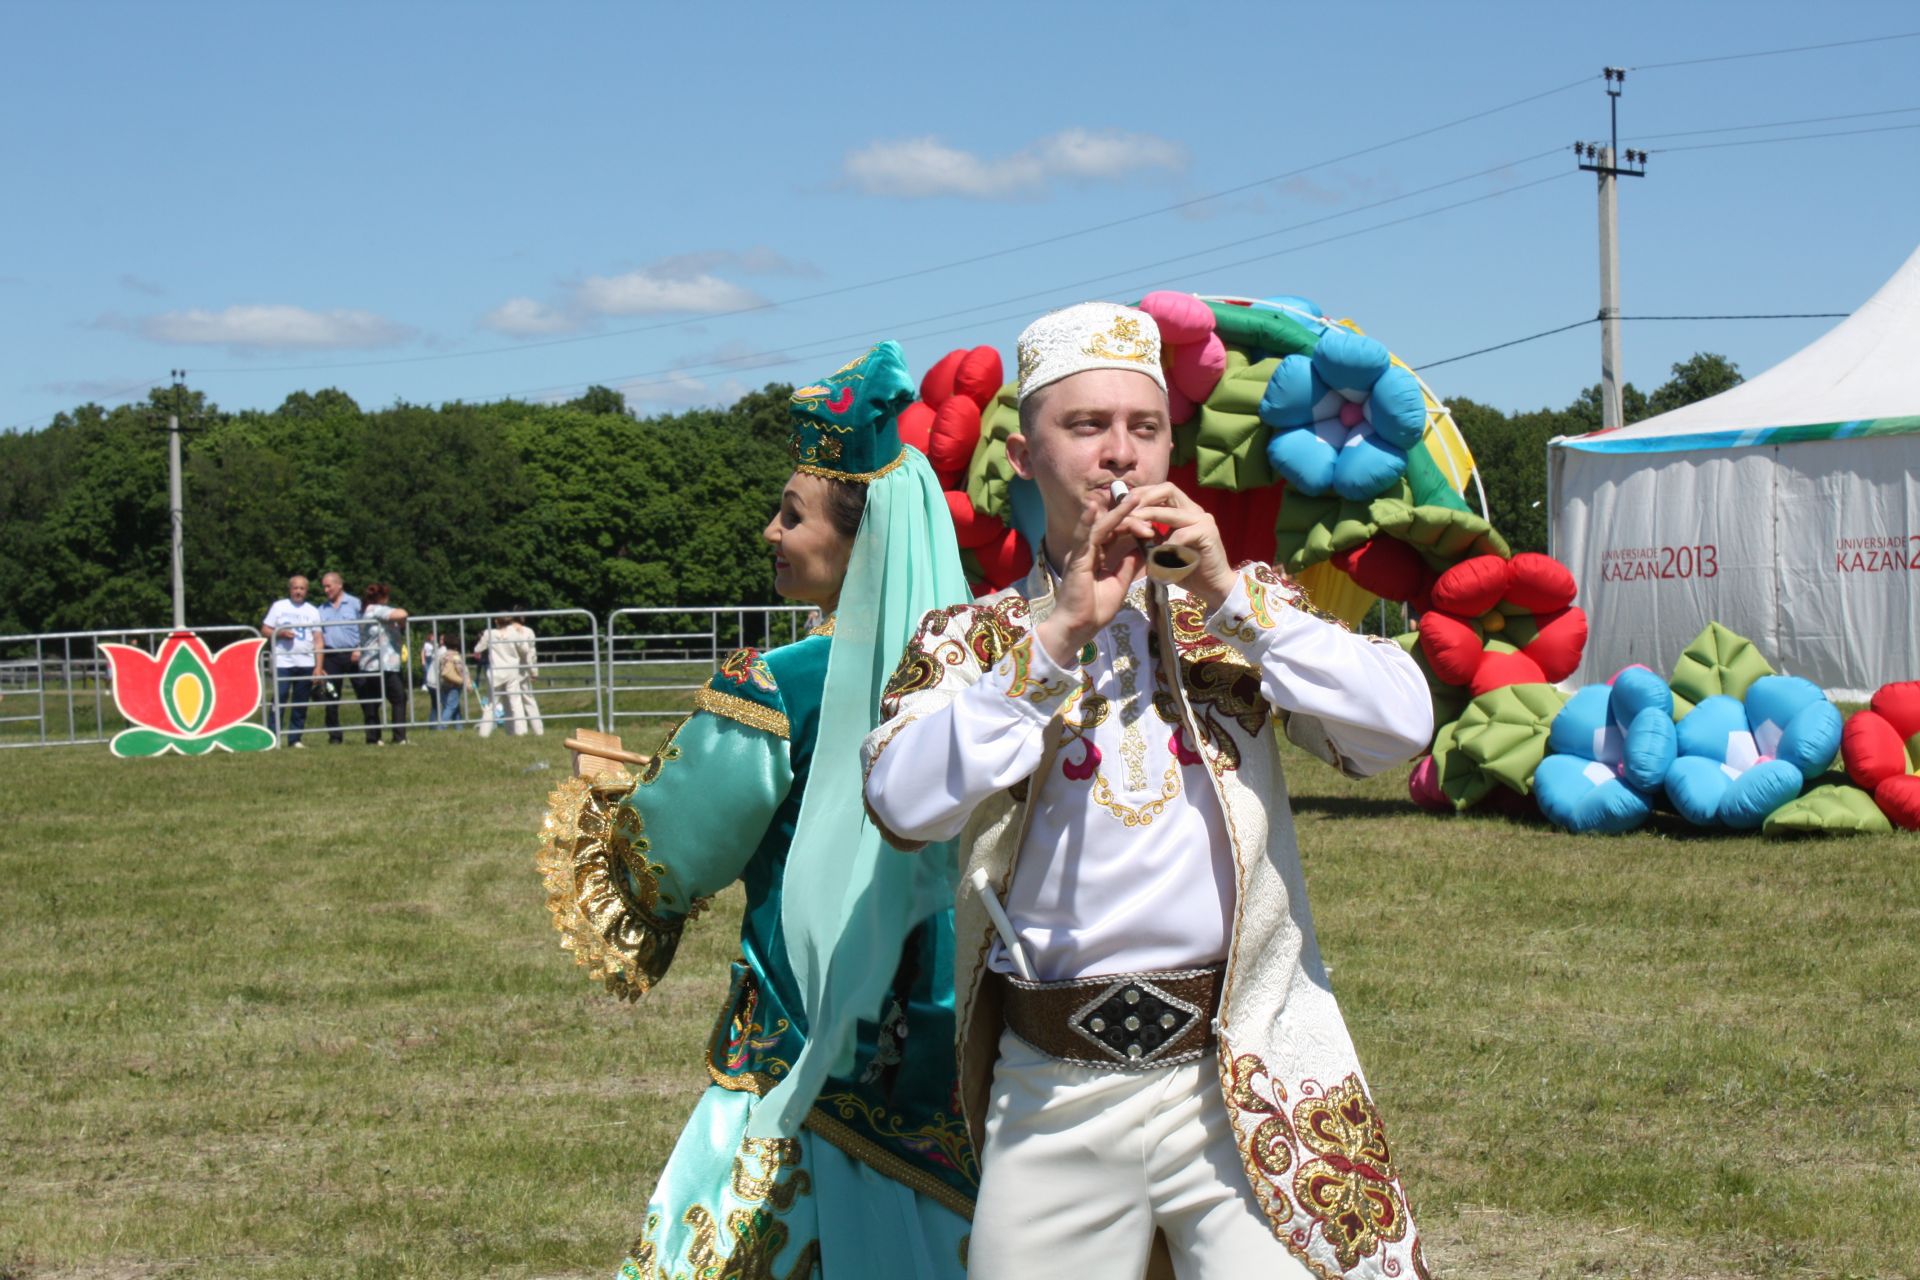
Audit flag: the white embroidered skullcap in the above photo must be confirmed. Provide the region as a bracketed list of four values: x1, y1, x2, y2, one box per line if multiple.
[1016, 301, 1166, 403]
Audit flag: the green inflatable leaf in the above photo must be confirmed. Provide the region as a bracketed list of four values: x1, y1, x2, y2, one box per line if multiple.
[1436, 683, 1568, 807]
[212, 722, 276, 752]
[1762, 784, 1893, 836]
[1669, 622, 1775, 718]
[1395, 633, 1470, 739]
[1204, 302, 1321, 359]
[965, 383, 1021, 522]
[1192, 353, 1280, 491]
[1272, 488, 1387, 572]
[1371, 498, 1510, 569]
[1427, 718, 1497, 811]
[1402, 438, 1472, 513]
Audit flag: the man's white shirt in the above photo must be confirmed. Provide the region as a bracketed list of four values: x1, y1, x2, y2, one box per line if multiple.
[263, 598, 321, 668]
[865, 572, 1431, 982]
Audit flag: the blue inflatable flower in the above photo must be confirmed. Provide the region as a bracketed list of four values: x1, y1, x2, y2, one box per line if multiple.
[1258, 327, 1427, 501]
[1665, 675, 1843, 829]
[1534, 665, 1677, 834]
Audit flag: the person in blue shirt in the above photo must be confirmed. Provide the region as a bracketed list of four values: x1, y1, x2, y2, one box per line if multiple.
[315, 571, 382, 744]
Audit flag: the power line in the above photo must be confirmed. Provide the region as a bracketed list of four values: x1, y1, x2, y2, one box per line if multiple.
[1649, 121, 1920, 153]
[1414, 319, 1596, 371]
[1632, 104, 1920, 141]
[1633, 29, 1920, 71]
[2, 375, 170, 434]
[1620, 312, 1848, 321]
[496, 167, 1577, 404]
[1414, 310, 1852, 370]
[183, 79, 1596, 380]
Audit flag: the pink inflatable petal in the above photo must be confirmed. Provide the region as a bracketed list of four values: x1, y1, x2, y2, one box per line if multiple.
[1138, 290, 1216, 344]
[1170, 332, 1226, 404]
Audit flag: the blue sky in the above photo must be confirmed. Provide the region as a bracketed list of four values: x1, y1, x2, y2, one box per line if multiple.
[5, 1, 1917, 432]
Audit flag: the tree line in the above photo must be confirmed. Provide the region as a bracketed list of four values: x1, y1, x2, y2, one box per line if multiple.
[0, 354, 1739, 636]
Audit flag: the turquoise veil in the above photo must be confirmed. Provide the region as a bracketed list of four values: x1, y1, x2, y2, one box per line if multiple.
[746, 359, 972, 1138]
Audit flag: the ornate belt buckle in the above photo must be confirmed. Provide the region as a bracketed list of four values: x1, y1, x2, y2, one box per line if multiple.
[1067, 973, 1205, 1067]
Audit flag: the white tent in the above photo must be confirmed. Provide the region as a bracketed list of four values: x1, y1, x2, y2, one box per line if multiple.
[1549, 243, 1920, 700]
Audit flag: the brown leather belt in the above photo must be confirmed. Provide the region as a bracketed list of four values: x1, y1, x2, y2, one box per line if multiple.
[998, 965, 1222, 1071]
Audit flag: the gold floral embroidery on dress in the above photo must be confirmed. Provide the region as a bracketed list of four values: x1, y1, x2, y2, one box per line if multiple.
[1109, 613, 1150, 792]
[806, 1094, 980, 1217]
[718, 647, 779, 693]
[537, 776, 712, 1000]
[1001, 635, 1073, 704]
[1090, 760, 1181, 827]
[806, 614, 836, 638]
[621, 1138, 820, 1280]
[694, 687, 791, 739]
[1248, 561, 1351, 632]
[1290, 1075, 1409, 1270]
[706, 967, 793, 1096]
[1081, 312, 1155, 364]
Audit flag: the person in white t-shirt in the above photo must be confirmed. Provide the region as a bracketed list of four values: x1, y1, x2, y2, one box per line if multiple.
[260, 574, 324, 748]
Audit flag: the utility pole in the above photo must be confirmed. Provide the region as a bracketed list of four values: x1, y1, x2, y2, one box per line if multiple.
[1575, 68, 1648, 431]
[165, 370, 189, 630]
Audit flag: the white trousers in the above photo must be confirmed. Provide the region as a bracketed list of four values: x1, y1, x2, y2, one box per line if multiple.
[969, 1029, 1311, 1280]
[476, 674, 543, 737]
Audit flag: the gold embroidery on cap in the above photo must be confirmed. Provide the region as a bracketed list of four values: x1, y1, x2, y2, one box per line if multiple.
[1082, 314, 1155, 365]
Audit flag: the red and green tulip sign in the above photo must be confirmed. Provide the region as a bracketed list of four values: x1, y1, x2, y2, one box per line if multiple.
[101, 632, 275, 757]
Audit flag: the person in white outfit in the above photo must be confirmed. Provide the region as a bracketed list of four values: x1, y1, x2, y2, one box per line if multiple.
[475, 615, 543, 737]
[863, 303, 1437, 1280]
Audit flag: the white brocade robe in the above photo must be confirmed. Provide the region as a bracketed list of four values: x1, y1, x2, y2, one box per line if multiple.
[863, 560, 1438, 1280]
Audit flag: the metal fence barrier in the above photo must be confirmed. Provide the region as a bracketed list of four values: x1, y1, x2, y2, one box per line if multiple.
[0, 625, 264, 749]
[604, 605, 815, 728]
[0, 605, 812, 750]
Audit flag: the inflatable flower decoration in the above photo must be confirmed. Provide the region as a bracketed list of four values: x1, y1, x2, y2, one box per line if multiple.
[1416, 552, 1588, 697]
[1138, 291, 1226, 423]
[1840, 680, 1920, 829]
[1665, 676, 1842, 829]
[901, 346, 1029, 587]
[1534, 666, 1676, 834]
[1259, 327, 1428, 502]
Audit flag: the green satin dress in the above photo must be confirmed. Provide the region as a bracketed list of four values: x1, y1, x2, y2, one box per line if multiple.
[541, 627, 976, 1280]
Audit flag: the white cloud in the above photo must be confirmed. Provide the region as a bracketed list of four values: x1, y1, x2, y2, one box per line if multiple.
[129, 305, 413, 351]
[575, 270, 765, 316]
[481, 296, 579, 336]
[842, 128, 1187, 199]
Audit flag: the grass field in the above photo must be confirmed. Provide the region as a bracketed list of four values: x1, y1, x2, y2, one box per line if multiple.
[2, 722, 1916, 1279]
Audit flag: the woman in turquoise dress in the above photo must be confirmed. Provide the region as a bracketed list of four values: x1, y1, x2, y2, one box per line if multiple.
[539, 342, 977, 1279]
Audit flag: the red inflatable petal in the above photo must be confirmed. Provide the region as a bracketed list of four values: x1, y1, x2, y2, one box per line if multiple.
[953, 346, 1004, 409]
[944, 489, 1005, 550]
[1842, 709, 1908, 789]
[1417, 612, 1485, 687]
[1331, 537, 1431, 605]
[1430, 555, 1512, 618]
[1521, 607, 1588, 683]
[1468, 649, 1548, 698]
[921, 350, 964, 408]
[1504, 552, 1578, 612]
[1867, 679, 1920, 750]
[972, 528, 1033, 588]
[928, 396, 982, 481]
[1873, 774, 1920, 830]
[1138, 290, 1216, 344]
[897, 401, 934, 456]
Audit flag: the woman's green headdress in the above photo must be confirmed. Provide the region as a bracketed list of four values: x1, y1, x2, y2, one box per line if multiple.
[787, 341, 916, 482]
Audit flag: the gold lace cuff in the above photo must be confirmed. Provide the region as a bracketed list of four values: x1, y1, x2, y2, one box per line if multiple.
[536, 773, 709, 1000]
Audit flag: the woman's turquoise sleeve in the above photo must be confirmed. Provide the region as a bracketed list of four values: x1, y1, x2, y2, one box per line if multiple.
[538, 672, 795, 999]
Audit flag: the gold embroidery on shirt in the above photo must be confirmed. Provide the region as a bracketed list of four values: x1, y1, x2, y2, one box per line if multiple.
[1090, 759, 1182, 827]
